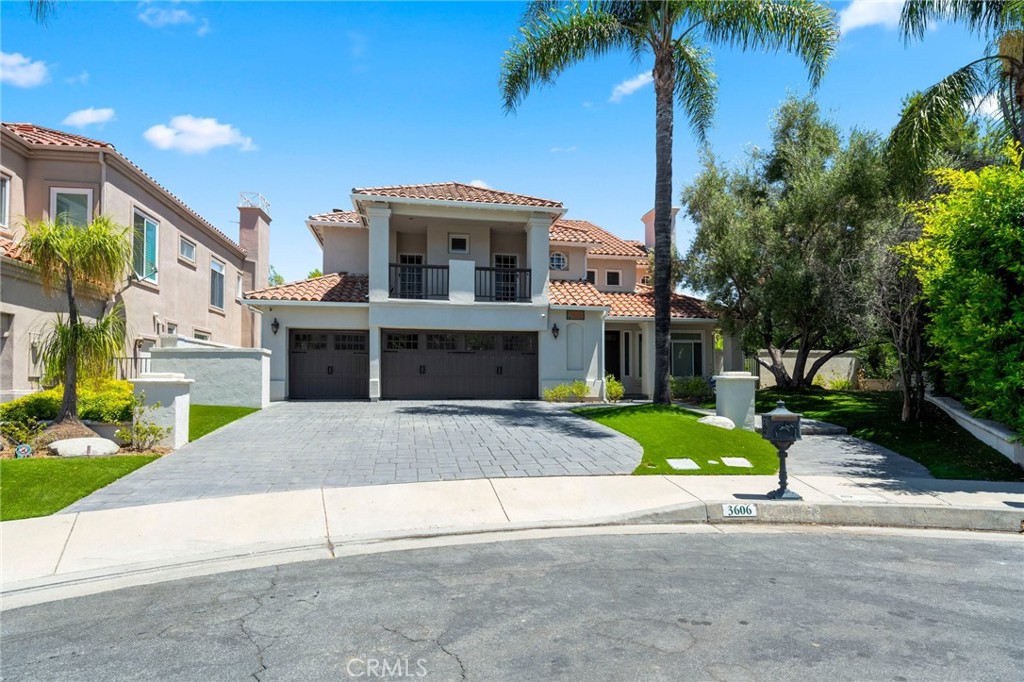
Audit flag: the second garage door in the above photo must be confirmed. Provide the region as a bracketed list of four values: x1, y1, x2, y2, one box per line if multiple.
[381, 330, 537, 399]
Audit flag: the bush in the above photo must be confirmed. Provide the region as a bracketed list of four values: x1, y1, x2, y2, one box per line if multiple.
[115, 393, 170, 451]
[812, 372, 856, 391]
[0, 379, 134, 424]
[671, 376, 713, 403]
[605, 374, 624, 402]
[543, 380, 592, 402]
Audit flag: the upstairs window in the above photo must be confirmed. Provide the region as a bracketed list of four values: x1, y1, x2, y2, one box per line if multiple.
[210, 258, 225, 309]
[132, 210, 159, 283]
[448, 233, 469, 254]
[50, 188, 92, 227]
[640, 274, 651, 286]
[605, 270, 621, 287]
[549, 251, 568, 271]
[586, 270, 596, 285]
[0, 176, 9, 230]
[179, 236, 196, 262]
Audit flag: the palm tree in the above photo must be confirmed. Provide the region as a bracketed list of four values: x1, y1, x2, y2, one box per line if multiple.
[501, 0, 838, 403]
[891, 0, 1024, 173]
[20, 216, 131, 425]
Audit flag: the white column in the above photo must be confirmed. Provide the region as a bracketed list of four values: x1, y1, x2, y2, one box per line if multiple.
[366, 206, 392, 303]
[368, 325, 381, 401]
[526, 215, 551, 303]
[713, 371, 758, 431]
[130, 373, 193, 449]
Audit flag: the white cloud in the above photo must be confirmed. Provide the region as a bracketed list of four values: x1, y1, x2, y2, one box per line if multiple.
[839, 0, 904, 36]
[609, 73, 653, 103]
[65, 70, 90, 85]
[138, 5, 195, 28]
[196, 18, 211, 37]
[63, 107, 116, 128]
[550, 145, 578, 153]
[468, 179, 490, 189]
[144, 115, 256, 154]
[1, 51, 51, 88]
[973, 92, 1001, 118]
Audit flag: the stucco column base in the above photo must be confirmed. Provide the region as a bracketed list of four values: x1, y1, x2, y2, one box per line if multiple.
[713, 371, 758, 431]
[130, 373, 194, 449]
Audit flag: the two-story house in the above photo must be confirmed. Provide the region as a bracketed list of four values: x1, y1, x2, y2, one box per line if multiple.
[245, 182, 728, 401]
[0, 123, 269, 401]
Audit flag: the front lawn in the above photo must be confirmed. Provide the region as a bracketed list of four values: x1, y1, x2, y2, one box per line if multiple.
[0, 455, 158, 521]
[189, 405, 259, 442]
[756, 389, 1024, 482]
[575, 404, 778, 475]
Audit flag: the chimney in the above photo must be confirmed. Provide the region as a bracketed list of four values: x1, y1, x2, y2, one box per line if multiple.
[641, 206, 680, 250]
[238, 192, 271, 291]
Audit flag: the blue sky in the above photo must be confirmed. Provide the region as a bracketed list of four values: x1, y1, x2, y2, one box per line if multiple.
[1, 1, 989, 283]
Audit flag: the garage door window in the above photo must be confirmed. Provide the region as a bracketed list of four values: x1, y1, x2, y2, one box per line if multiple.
[465, 334, 495, 351]
[427, 333, 457, 350]
[335, 334, 366, 351]
[503, 335, 533, 352]
[294, 332, 328, 351]
[386, 333, 419, 350]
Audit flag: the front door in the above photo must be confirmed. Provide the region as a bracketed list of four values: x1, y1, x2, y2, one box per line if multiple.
[493, 254, 518, 302]
[604, 330, 621, 380]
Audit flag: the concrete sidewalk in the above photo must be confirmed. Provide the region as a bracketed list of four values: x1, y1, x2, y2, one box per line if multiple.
[3, 474, 1022, 608]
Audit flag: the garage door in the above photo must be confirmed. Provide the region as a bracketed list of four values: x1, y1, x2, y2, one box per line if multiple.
[289, 330, 369, 399]
[381, 330, 537, 399]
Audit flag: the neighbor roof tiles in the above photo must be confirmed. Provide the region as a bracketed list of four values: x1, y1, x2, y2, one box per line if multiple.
[0, 237, 31, 264]
[245, 272, 368, 303]
[352, 182, 563, 209]
[548, 279, 608, 308]
[308, 210, 362, 224]
[549, 219, 648, 258]
[604, 286, 711, 319]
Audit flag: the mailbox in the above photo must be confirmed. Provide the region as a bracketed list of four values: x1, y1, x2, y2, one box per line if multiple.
[760, 401, 802, 444]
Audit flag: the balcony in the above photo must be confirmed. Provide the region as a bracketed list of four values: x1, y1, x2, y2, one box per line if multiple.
[389, 263, 449, 300]
[475, 267, 532, 302]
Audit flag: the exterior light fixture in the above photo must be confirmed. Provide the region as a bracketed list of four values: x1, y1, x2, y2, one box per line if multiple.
[760, 400, 802, 500]
[551, 323, 559, 339]
[271, 318, 280, 335]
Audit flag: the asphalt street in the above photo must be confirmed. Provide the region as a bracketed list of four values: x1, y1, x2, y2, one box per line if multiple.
[2, 529, 1022, 681]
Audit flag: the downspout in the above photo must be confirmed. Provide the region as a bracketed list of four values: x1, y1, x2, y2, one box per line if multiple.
[98, 150, 107, 215]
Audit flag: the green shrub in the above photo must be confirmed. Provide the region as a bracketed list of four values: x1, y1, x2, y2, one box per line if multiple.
[605, 374, 624, 402]
[115, 393, 171, 451]
[570, 380, 589, 400]
[0, 417, 44, 447]
[544, 380, 592, 402]
[812, 372, 855, 391]
[0, 379, 134, 424]
[671, 376, 713, 403]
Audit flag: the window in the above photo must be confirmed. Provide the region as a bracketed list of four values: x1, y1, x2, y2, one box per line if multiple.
[465, 333, 495, 351]
[670, 332, 704, 377]
[503, 335, 534, 352]
[386, 333, 419, 350]
[586, 270, 596, 285]
[549, 251, 567, 271]
[605, 270, 621, 287]
[426, 333, 457, 350]
[236, 274, 244, 299]
[448, 233, 469, 254]
[493, 254, 519, 302]
[0, 175, 9, 230]
[210, 258, 225, 309]
[193, 330, 211, 341]
[166, 322, 178, 335]
[132, 210, 159, 283]
[397, 254, 424, 298]
[334, 334, 366, 351]
[640, 274, 651, 286]
[179, 236, 196, 262]
[50, 188, 92, 227]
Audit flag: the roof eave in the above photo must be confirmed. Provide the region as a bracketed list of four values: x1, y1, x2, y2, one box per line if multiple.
[350, 193, 567, 217]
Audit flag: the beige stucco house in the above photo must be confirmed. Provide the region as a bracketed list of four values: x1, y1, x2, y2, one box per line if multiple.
[0, 123, 270, 401]
[245, 182, 741, 401]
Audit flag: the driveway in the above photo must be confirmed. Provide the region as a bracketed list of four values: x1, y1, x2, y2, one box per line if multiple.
[63, 401, 643, 512]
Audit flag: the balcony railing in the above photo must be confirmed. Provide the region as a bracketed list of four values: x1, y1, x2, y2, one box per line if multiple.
[475, 267, 532, 302]
[389, 263, 449, 300]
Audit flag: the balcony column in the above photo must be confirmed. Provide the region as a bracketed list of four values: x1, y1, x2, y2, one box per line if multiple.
[367, 205, 392, 303]
[526, 214, 550, 303]
[368, 325, 381, 401]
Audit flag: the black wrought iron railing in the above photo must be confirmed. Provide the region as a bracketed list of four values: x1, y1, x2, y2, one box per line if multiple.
[474, 267, 532, 302]
[388, 264, 449, 300]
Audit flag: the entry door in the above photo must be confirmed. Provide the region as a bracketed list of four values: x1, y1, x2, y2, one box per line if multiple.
[604, 331, 621, 380]
[398, 254, 424, 299]
[493, 254, 518, 302]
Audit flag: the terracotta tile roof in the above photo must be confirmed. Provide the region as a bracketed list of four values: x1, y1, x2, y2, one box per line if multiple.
[2, 122, 245, 257]
[352, 182, 563, 209]
[551, 218, 648, 258]
[548, 279, 608, 308]
[308, 210, 362, 224]
[2, 122, 113, 148]
[0, 236, 31, 264]
[605, 287, 712, 319]
[549, 220, 601, 244]
[245, 272, 368, 303]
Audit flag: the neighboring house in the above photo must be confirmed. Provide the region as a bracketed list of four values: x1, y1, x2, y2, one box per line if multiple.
[0, 123, 270, 401]
[245, 181, 739, 401]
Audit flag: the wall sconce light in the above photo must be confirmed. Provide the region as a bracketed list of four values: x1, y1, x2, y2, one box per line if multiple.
[551, 323, 559, 339]
[271, 318, 280, 335]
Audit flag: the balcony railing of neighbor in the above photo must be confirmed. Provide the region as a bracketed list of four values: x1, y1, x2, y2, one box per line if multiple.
[388, 264, 450, 300]
[475, 267, 532, 302]
[115, 355, 151, 380]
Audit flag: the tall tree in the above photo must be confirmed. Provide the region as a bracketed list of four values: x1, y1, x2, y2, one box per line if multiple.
[500, 0, 838, 403]
[890, 0, 1024, 174]
[20, 217, 131, 425]
[681, 97, 894, 388]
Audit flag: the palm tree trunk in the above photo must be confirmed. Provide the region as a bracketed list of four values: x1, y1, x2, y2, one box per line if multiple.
[652, 49, 676, 405]
[55, 267, 80, 424]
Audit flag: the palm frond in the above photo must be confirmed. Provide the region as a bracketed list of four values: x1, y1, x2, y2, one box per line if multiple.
[20, 216, 130, 298]
[500, 2, 632, 112]
[673, 37, 718, 143]
[700, 0, 839, 88]
[901, 0, 1019, 43]
[29, 0, 60, 24]
[40, 304, 127, 386]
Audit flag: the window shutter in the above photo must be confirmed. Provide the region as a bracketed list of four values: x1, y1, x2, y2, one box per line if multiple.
[132, 215, 145, 276]
[145, 221, 158, 278]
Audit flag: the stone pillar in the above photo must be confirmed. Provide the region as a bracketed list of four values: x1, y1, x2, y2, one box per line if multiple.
[366, 205, 392, 303]
[713, 371, 758, 431]
[130, 373, 194, 449]
[526, 215, 551, 302]
[368, 325, 381, 401]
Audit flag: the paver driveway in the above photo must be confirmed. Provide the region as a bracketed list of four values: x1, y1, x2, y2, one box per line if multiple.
[64, 401, 643, 512]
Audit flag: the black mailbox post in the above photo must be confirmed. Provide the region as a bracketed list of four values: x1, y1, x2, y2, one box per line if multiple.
[760, 400, 802, 500]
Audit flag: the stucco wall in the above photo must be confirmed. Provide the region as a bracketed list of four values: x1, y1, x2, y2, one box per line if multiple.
[539, 309, 604, 397]
[587, 256, 639, 292]
[321, 226, 369, 275]
[755, 350, 860, 388]
[150, 343, 271, 408]
[549, 245, 588, 281]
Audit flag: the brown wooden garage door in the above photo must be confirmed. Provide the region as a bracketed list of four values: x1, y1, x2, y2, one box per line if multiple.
[289, 330, 369, 399]
[381, 330, 537, 399]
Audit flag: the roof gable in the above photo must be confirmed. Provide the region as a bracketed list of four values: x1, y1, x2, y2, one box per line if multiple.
[352, 182, 563, 209]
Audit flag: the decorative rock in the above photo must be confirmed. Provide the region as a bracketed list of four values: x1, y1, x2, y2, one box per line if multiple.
[698, 415, 735, 430]
[48, 437, 119, 458]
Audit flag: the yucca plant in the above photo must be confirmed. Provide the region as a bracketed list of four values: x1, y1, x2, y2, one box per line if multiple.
[20, 216, 131, 425]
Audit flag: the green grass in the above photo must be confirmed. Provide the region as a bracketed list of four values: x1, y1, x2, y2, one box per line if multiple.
[0, 455, 158, 521]
[189, 405, 259, 442]
[756, 389, 1024, 482]
[574, 404, 779, 475]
